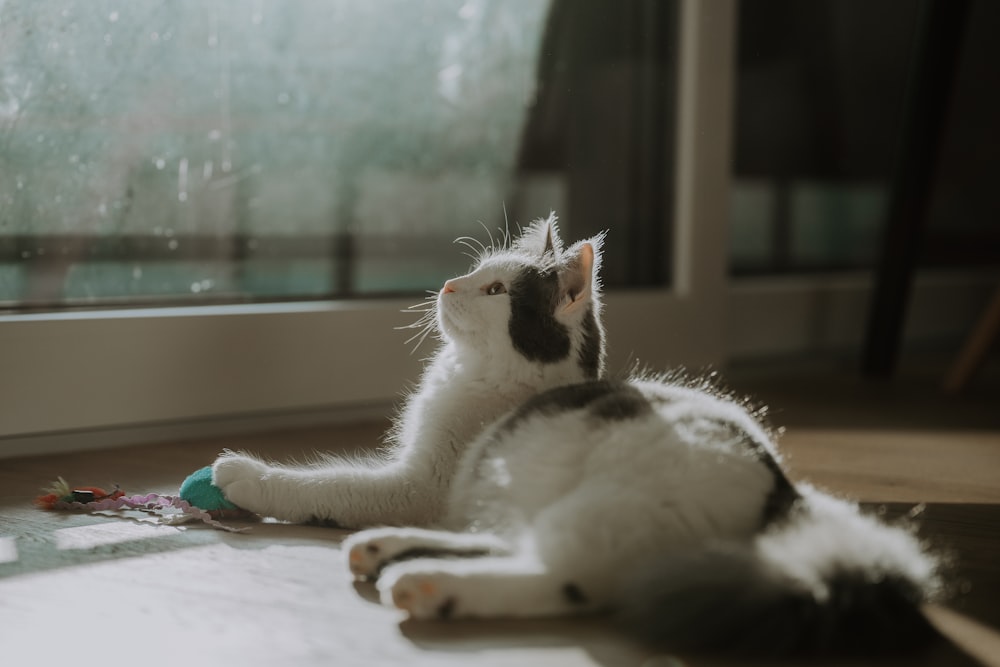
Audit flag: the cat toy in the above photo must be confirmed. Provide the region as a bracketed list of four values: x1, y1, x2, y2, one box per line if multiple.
[35, 466, 254, 533]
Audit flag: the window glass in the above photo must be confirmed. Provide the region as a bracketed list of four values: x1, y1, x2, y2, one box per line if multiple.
[0, 0, 547, 308]
[1, 0, 677, 311]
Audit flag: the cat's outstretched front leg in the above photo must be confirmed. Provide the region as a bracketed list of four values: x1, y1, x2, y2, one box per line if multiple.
[376, 556, 605, 620]
[212, 451, 441, 527]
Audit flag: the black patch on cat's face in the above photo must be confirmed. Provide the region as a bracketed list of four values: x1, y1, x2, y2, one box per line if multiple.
[578, 306, 604, 379]
[508, 267, 571, 364]
[498, 380, 652, 435]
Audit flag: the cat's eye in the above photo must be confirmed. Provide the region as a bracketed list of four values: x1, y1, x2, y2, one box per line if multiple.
[485, 281, 507, 296]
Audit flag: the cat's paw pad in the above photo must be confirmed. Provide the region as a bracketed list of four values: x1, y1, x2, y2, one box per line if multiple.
[380, 572, 458, 620]
[345, 537, 387, 579]
[344, 530, 416, 579]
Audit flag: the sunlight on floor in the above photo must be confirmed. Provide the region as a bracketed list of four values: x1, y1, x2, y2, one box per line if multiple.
[0, 536, 17, 564]
[53, 522, 183, 550]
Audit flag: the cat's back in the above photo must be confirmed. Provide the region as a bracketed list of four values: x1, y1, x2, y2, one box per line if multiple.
[449, 377, 781, 537]
[483, 376, 774, 464]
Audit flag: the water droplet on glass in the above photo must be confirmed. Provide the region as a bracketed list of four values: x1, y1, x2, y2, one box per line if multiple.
[150, 32, 159, 42]
[208, 129, 221, 141]
[108, 11, 119, 22]
[167, 239, 179, 251]
[132, 266, 143, 280]
[155, 158, 165, 170]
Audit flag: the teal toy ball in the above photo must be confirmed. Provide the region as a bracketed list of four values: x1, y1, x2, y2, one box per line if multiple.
[180, 465, 247, 517]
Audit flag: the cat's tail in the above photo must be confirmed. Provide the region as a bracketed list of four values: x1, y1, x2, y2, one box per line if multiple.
[619, 486, 944, 656]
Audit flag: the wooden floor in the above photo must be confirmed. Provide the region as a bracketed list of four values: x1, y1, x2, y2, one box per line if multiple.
[1, 354, 999, 666]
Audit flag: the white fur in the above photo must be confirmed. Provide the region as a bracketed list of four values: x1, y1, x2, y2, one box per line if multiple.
[213, 217, 939, 629]
[213, 214, 600, 526]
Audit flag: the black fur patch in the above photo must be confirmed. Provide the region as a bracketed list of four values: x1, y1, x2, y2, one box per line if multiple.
[578, 306, 604, 379]
[620, 547, 940, 656]
[562, 582, 589, 605]
[761, 470, 801, 527]
[306, 516, 343, 528]
[436, 597, 457, 619]
[499, 381, 652, 435]
[508, 268, 571, 364]
[740, 434, 801, 528]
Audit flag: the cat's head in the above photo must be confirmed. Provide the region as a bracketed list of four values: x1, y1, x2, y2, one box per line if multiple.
[432, 213, 606, 380]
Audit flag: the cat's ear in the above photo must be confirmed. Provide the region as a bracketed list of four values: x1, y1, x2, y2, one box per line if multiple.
[543, 224, 556, 257]
[559, 235, 603, 316]
[515, 212, 563, 258]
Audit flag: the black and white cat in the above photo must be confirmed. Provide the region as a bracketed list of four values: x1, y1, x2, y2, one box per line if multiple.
[213, 216, 940, 654]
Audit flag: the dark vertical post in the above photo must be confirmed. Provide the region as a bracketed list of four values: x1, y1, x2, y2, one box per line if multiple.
[862, 0, 970, 376]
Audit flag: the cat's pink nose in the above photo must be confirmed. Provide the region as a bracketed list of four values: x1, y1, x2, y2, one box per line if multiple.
[442, 281, 457, 294]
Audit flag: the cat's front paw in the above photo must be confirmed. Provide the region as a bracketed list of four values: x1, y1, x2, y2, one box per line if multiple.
[211, 452, 273, 515]
[379, 569, 460, 620]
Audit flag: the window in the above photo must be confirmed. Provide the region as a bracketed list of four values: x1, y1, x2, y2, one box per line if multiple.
[1, 1, 549, 308]
[730, 0, 1000, 275]
[4, 0, 739, 453]
[1, 0, 677, 311]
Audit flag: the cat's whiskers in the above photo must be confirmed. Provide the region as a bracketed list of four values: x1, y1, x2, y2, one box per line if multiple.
[477, 220, 498, 254]
[405, 321, 437, 353]
[455, 236, 488, 261]
[395, 291, 440, 354]
[501, 202, 512, 249]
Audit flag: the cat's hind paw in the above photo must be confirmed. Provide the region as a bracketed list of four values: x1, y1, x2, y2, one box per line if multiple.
[379, 569, 460, 620]
[344, 528, 439, 580]
[345, 530, 393, 580]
